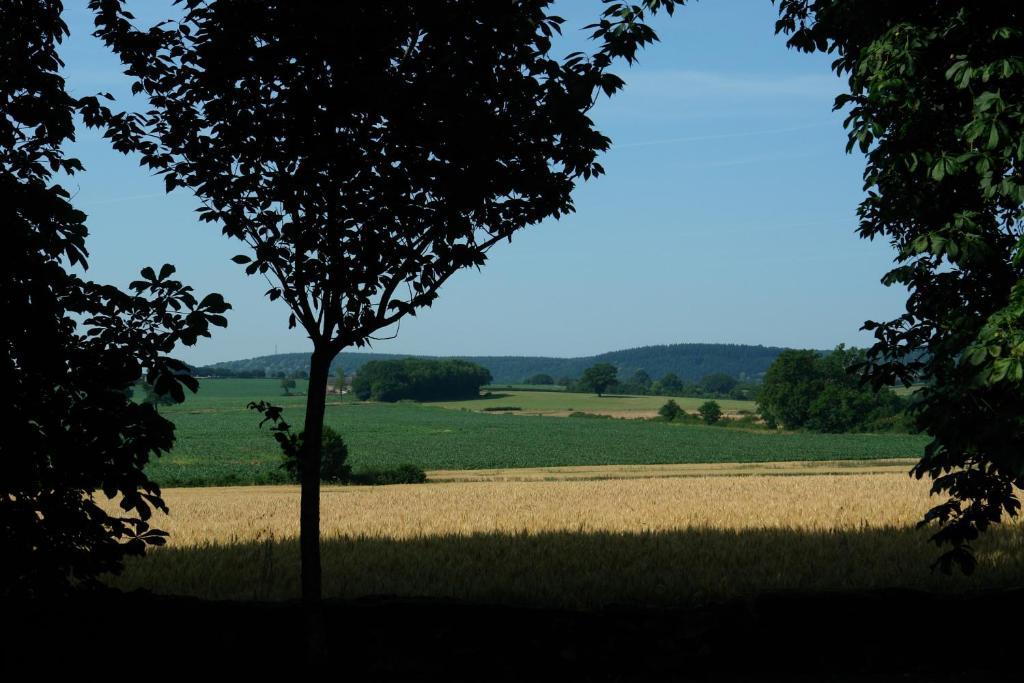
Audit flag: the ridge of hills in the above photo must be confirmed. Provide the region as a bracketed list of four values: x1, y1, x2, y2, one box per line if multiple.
[204, 343, 827, 384]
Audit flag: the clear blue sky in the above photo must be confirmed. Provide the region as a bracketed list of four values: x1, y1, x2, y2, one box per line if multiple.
[58, 0, 906, 366]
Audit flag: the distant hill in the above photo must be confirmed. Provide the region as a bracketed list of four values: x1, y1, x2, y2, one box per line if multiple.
[203, 343, 821, 384]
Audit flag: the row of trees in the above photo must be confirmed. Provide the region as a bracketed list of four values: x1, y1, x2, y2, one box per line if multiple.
[353, 358, 493, 402]
[549, 364, 756, 400]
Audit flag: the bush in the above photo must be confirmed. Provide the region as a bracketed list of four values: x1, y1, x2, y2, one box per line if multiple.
[481, 406, 521, 411]
[283, 426, 351, 484]
[658, 399, 683, 421]
[351, 464, 427, 485]
[698, 400, 723, 425]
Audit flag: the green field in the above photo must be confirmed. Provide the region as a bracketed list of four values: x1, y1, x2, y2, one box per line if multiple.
[433, 389, 756, 414]
[146, 378, 929, 487]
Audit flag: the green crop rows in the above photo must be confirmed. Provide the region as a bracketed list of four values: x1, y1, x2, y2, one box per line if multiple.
[144, 379, 929, 487]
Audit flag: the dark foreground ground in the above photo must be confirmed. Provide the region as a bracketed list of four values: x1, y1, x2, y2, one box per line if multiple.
[4, 587, 1021, 680]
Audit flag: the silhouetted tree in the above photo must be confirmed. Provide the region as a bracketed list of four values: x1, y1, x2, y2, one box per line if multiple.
[90, 0, 683, 615]
[2, 1, 228, 596]
[785, 0, 1023, 570]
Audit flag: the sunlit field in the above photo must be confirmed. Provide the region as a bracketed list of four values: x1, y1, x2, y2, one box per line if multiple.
[146, 379, 929, 486]
[109, 471, 1024, 607]
[429, 389, 757, 416]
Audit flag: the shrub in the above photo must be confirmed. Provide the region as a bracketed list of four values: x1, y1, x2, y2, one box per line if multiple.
[282, 426, 351, 484]
[351, 464, 427, 485]
[658, 399, 683, 421]
[698, 400, 723, 425]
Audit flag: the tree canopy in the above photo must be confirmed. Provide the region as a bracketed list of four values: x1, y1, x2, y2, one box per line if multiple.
[757, 346, 904, 432]
[579, 363, 619, 396]
[777, 0, 1024, 571]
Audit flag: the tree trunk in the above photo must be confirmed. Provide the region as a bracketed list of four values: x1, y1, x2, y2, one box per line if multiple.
[300, 347, 332, 658]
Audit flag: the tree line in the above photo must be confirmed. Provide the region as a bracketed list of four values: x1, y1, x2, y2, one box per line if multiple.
[353, 359, 493, 402]
[531, 366, 759, 400]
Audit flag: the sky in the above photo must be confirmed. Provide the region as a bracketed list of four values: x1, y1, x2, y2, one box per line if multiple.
[57, 0, 907, 366]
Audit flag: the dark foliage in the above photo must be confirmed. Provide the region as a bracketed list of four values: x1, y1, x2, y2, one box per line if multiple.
[698, 400, 722, 425]
[525, 373, 556, 385]
[353, 358, 492, 402]
[1, 1, 228, 597]
[350, 464, 428, 486]
[757, 346, 905, 432]
[700, 372, 738, 395]
[777, 1, 1024, 571]
[658, 399, 683, 421]
[578, 363, 619, 396]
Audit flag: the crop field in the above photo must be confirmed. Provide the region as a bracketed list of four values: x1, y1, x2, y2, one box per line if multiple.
[148, 379, 930, 486]
[107, 472, 1024, 607]
[431, 389, 757, 415]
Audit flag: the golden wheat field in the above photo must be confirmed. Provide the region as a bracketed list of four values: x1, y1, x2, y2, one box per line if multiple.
[108, 469, 1024, 607]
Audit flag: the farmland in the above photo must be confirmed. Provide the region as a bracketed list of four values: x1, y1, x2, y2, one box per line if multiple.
[108, 473, 1024, 606]
[147, 379, 929, 486]
[431, 388, 757, 415]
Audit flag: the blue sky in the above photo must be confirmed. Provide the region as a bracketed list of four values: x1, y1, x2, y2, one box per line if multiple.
[58, 0, 906, 365]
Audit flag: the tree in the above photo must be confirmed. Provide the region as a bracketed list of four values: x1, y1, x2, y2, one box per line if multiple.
[579, 363, 619, 397]
[332, 371, 346, 394]
[653, 372, 684, 396]
[700, 372, 737, 395]
[757, 350, 821, 429]
[658, 399, 683, 421]
[758, 346, 902, 432]
[698, 400, 722, 425]
[352, 358, 492, 402]
[90, 0, 683, 612]
[631, 369, 653, 390]
[525, 373, 555, 385]
[777, 2, 1024, 571]
[280, 426, 351, 485]
[280, 377, 297, 396]
[2, 1, 228, 596]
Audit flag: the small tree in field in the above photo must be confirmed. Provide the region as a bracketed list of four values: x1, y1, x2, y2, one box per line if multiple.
[698, 400, 722, 425]
[658, 399, 683, 421]
[280, 377, 296, 396]
[91, 0, 684, 614]
[580, 363, 619, 397]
